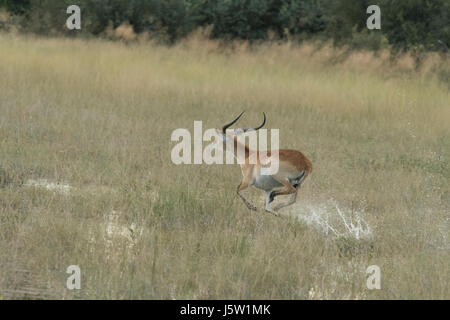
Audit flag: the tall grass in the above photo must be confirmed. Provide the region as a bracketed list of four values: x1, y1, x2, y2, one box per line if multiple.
[0, 33, 448, 299]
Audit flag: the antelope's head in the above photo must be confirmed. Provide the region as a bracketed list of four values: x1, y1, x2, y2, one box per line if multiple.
[215, 111, 266, 151]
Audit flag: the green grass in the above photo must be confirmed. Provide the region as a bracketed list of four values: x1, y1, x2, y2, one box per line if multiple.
[0, 33, 448, 299]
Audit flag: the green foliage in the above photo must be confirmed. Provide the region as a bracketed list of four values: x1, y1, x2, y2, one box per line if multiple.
[320, 0, 370, 44]
[196, 0, 325, 40]
[0, 0, 31, 14]
[3, 0, 450, 51]
[379, 0, 450, 52]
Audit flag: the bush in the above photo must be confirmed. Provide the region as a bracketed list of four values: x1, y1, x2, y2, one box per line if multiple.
[0, 0, 31, 15]
[3, 0, 449, 52]
[379, 0, 450, 52]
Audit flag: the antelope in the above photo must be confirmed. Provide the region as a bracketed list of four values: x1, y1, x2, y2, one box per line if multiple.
[216, 111, 312, 216]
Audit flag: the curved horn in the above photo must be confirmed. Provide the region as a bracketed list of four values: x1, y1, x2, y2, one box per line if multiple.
[244, 112, 266, 132]
[222, 111, 245, 133]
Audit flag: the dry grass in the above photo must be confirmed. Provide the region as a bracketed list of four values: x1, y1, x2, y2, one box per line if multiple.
[0, 32, 448, 299]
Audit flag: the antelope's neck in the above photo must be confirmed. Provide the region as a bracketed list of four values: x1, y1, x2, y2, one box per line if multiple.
[232, 136, 252, 163]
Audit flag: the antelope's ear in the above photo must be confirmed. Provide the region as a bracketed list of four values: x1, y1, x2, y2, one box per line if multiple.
[215, 129, 227, 141]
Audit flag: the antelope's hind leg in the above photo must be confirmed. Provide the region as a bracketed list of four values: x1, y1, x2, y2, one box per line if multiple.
[271, 171, 307, 211]
[268, 177, 298, 213]
[273, 189, 298, 211]
[265, 191, 279, 216]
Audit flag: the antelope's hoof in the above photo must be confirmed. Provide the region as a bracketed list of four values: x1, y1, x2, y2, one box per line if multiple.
[247, 204, 257, 211]
[265, 209, 279, 217]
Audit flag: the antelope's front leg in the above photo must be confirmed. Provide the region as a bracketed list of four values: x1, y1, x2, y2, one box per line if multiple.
[237, 182, 257, 211]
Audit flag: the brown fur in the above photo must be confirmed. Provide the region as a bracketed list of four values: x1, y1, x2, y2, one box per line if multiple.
[232, 137, 312, 216]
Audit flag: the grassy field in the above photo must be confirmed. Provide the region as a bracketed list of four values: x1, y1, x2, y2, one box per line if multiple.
[0, 32, 448, 299]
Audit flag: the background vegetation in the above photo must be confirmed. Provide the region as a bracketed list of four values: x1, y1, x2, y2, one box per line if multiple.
[0, 0, 449, 52]
[0, 33, 448, 299]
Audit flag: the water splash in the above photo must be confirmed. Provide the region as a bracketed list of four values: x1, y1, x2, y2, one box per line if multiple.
[291, 200, 373, 240]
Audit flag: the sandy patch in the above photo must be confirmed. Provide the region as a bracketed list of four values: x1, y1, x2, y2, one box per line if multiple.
[24, 179, 73, 194]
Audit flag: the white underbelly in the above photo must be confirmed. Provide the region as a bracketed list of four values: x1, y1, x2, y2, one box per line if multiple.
[253, 175, 283, 191]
